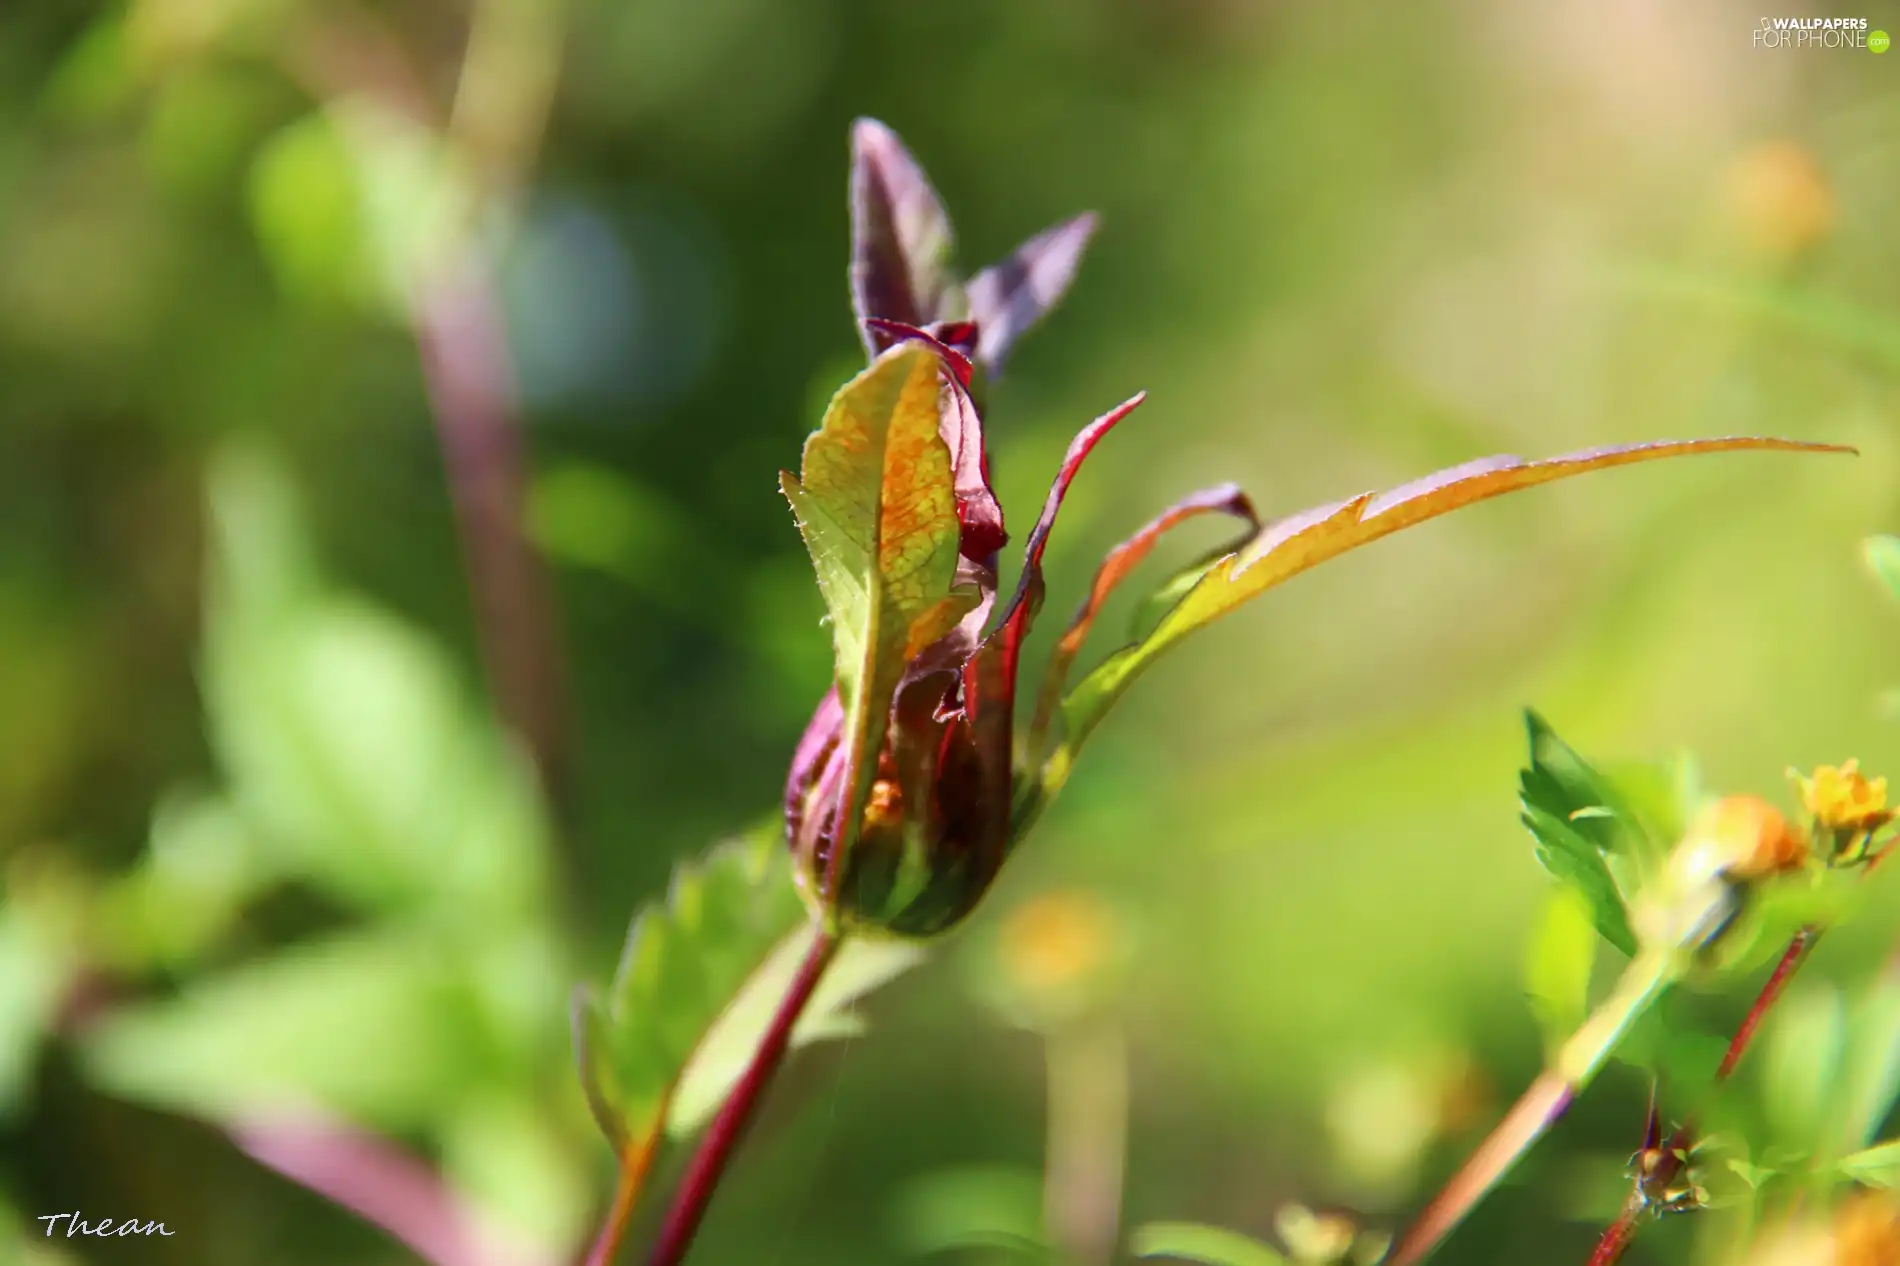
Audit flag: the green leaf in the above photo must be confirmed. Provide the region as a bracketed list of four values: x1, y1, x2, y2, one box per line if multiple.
[1055, 438, 1848, 762]
[782, 344, 976, 881]
[1836, 968, 1900, 1151]
[1131, 1222, 1288, 1266]
[573, 823, 926, 1161]
[1838, 1140, 1900, 1188]
[1865, 536, 1900, 605]
[201, 447, 554, 917]
[1522, 805, 1637, 957]
[1761, 984, 1848, 1154]
[79, 926, 483, 1130]
[668, 927, 926, 1136]
[1525, 886, 1599, 1060]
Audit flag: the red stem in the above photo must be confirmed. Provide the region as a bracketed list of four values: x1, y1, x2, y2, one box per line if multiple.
[1585, 1203, 1641, 1266]
[644, 928, 842, 1266]
[1717, 927, 1817, 1079]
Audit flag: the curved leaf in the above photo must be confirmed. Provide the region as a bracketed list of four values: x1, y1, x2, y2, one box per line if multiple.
[1056, 437, 1851, 763]
[1131, 1222, 1288, 1266]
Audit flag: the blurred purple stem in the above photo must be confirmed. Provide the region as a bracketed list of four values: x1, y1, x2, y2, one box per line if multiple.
[414, 262, 569, 800]
[235, 1113, 555, 1266]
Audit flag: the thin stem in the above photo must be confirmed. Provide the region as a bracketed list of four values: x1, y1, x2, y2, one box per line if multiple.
[415, 264, 570, 800]
[582, 1124, 669, 1266]
[1718, 927, 1818, 1079]
[1043, 1022, 1128, 1266]
[1584, 1202, 1641, 1266]
[645, 926, 842, 1266]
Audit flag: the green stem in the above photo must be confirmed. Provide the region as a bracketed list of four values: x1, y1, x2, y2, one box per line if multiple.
[1043, 1022, 1128, 1266]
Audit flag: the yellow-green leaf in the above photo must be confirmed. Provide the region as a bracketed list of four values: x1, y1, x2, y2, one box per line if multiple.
[782, 343, 976, 888]
[1056, 437, 1850, 763]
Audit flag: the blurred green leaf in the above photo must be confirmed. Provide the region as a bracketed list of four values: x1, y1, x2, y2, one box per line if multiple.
[0, 891, 81, 1121]
[80, 925, 485, 1130]
[202, 446, 553, 915]
[1525, 885, 1598, 1060]
[888, 1165, 1051, 1260]
[1837, 1139, 1900, 1188]
[1761, 984, 1848, 1154]
[1836, 968, 1900, 1152]
[1521, 805, 1635, 958]
[1131, 1222, 1289, 1266]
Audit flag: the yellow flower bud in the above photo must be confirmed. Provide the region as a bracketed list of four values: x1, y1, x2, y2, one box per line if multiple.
[998, 890, 1116, 995]
[1792, 760, 1894, 836]
[1729, 141, 1835, 260]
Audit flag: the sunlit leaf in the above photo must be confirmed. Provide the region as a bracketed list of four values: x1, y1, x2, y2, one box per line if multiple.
[1131, 1222, 1289, 1266]
[1525, 886, 1598, 1061]
[1056, 438, 1850, 763]
[1836, 968, 1900, 1152]
[782, 344, 978, 888]
[965, 213, 1096, 375]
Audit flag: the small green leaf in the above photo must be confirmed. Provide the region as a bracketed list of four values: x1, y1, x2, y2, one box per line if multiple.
[575, 824, 803, 1152]
[1838, 1140, 1900, 1188]
[1525, 886, 1599, 1060]
[1522, 805, 1637, 957]
[575, 824, 927, 1160]
[1131, 1222, 1288, 1266]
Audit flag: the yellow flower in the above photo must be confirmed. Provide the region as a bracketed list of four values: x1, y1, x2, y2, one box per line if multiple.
[1791, 760, 1895, 836]
[998, 890, 1115, 995]
[1835, 1191, 1900, 1266]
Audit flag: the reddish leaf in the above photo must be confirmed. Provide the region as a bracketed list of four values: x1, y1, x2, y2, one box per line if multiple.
[850, 120, 957, 357]
[966, 213, 1097, 375]
[859, 317, 1004, 561]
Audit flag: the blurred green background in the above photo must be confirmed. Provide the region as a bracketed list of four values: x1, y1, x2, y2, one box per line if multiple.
[6, 1, 1900, 1263]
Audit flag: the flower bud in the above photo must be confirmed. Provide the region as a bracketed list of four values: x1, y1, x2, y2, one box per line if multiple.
[784, 674, 1008, 939]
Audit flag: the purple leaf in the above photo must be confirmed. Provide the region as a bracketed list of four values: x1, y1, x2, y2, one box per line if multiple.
[965, 213, 1097, 375]
[850, 120, 956, 356]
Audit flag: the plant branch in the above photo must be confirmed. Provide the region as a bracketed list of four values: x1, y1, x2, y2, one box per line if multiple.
[643, 925, 842, 1266]
[582, 1123, 670, 1266]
